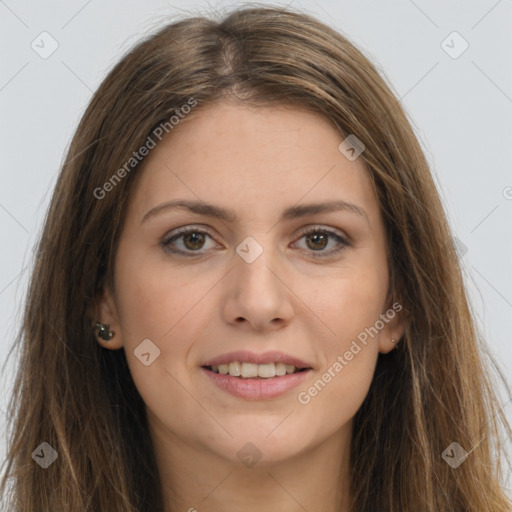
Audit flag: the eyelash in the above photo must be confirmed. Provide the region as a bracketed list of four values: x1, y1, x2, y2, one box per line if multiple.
[160, 225, 351, 259]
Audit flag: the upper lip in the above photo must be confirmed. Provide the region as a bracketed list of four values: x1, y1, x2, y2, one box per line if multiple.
[201, 350, 313, 369]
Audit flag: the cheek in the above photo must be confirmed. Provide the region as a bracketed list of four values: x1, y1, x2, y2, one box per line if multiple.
[113, 248, 222, 397]
[310, 262, 388, 350]
[114, 245, 207, 343]
[114, 259, 208, 431]
[296, 285, 381, 436]
[296, 262, 386, 413]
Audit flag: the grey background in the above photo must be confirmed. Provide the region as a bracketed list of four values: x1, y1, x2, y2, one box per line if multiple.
[1, 0, 511, 490]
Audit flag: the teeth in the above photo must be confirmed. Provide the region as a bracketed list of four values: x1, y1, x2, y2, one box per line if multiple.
[241, 362, 258, 378]
[229, 361, 241, 376]
[275, 363, 287, 376]
[257, 363, 275, 378]
[209, 361, 303, 378]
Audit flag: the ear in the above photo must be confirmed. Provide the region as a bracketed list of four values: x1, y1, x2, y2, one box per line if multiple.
[93, 281, 124, 350]
[377, 296, 406, 354]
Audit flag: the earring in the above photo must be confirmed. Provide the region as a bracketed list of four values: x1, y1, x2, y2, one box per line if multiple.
[392, 338, 399, 350]
[94, 322, 114, 341]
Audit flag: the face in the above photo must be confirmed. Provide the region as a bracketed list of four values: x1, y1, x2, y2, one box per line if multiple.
[97, 101, 404, 467]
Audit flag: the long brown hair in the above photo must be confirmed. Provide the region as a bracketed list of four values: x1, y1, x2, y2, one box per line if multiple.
[2, 5, 511, 511]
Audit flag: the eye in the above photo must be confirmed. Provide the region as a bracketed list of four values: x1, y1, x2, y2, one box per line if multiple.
[160, 225, 351, 258]
[160, 226, 218, 256]
[292, 226, 351, 258]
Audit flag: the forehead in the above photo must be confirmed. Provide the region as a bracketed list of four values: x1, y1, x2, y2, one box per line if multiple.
[126, 102, 380, 226]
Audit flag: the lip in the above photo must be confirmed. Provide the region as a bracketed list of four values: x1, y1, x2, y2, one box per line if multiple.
[202, 367, 312, 400]
[201, 350, 313, 369]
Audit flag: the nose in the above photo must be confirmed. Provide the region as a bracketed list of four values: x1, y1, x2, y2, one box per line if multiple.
[221, 236, 294, 332]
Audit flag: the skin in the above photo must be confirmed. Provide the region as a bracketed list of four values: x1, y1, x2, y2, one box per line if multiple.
[96, 101, 405, 512]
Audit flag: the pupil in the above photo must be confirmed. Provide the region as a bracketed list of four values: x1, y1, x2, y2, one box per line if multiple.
[308, 233, 327, 250]
[184, 232, 204, 250]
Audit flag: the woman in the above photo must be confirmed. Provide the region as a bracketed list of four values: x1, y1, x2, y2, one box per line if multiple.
[1, 5, 511, 511]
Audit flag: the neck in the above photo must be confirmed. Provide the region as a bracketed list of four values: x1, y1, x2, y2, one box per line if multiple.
[148, 412, 353, 512]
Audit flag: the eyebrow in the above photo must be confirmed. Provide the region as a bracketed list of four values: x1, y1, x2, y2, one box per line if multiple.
[141, 199, 369, 225]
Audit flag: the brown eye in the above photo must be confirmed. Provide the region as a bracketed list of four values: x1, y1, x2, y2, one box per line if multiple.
[161, 227, 217, 256]
[293, 227, 351, 258]
[161, 225, 350, 259]
[181, 232, 206, 250]
[305, 231, 329, 251]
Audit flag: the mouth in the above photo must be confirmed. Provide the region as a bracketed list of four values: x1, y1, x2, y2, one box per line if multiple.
[200, 351, 313, 400]
[202, 362, 310, 379]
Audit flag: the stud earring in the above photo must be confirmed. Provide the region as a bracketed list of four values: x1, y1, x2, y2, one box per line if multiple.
[94, 322, 114, 341]
[392, 338, 400, 350]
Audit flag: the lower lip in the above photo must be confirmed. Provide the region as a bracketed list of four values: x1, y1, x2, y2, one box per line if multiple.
[202, 368, 311, 400]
